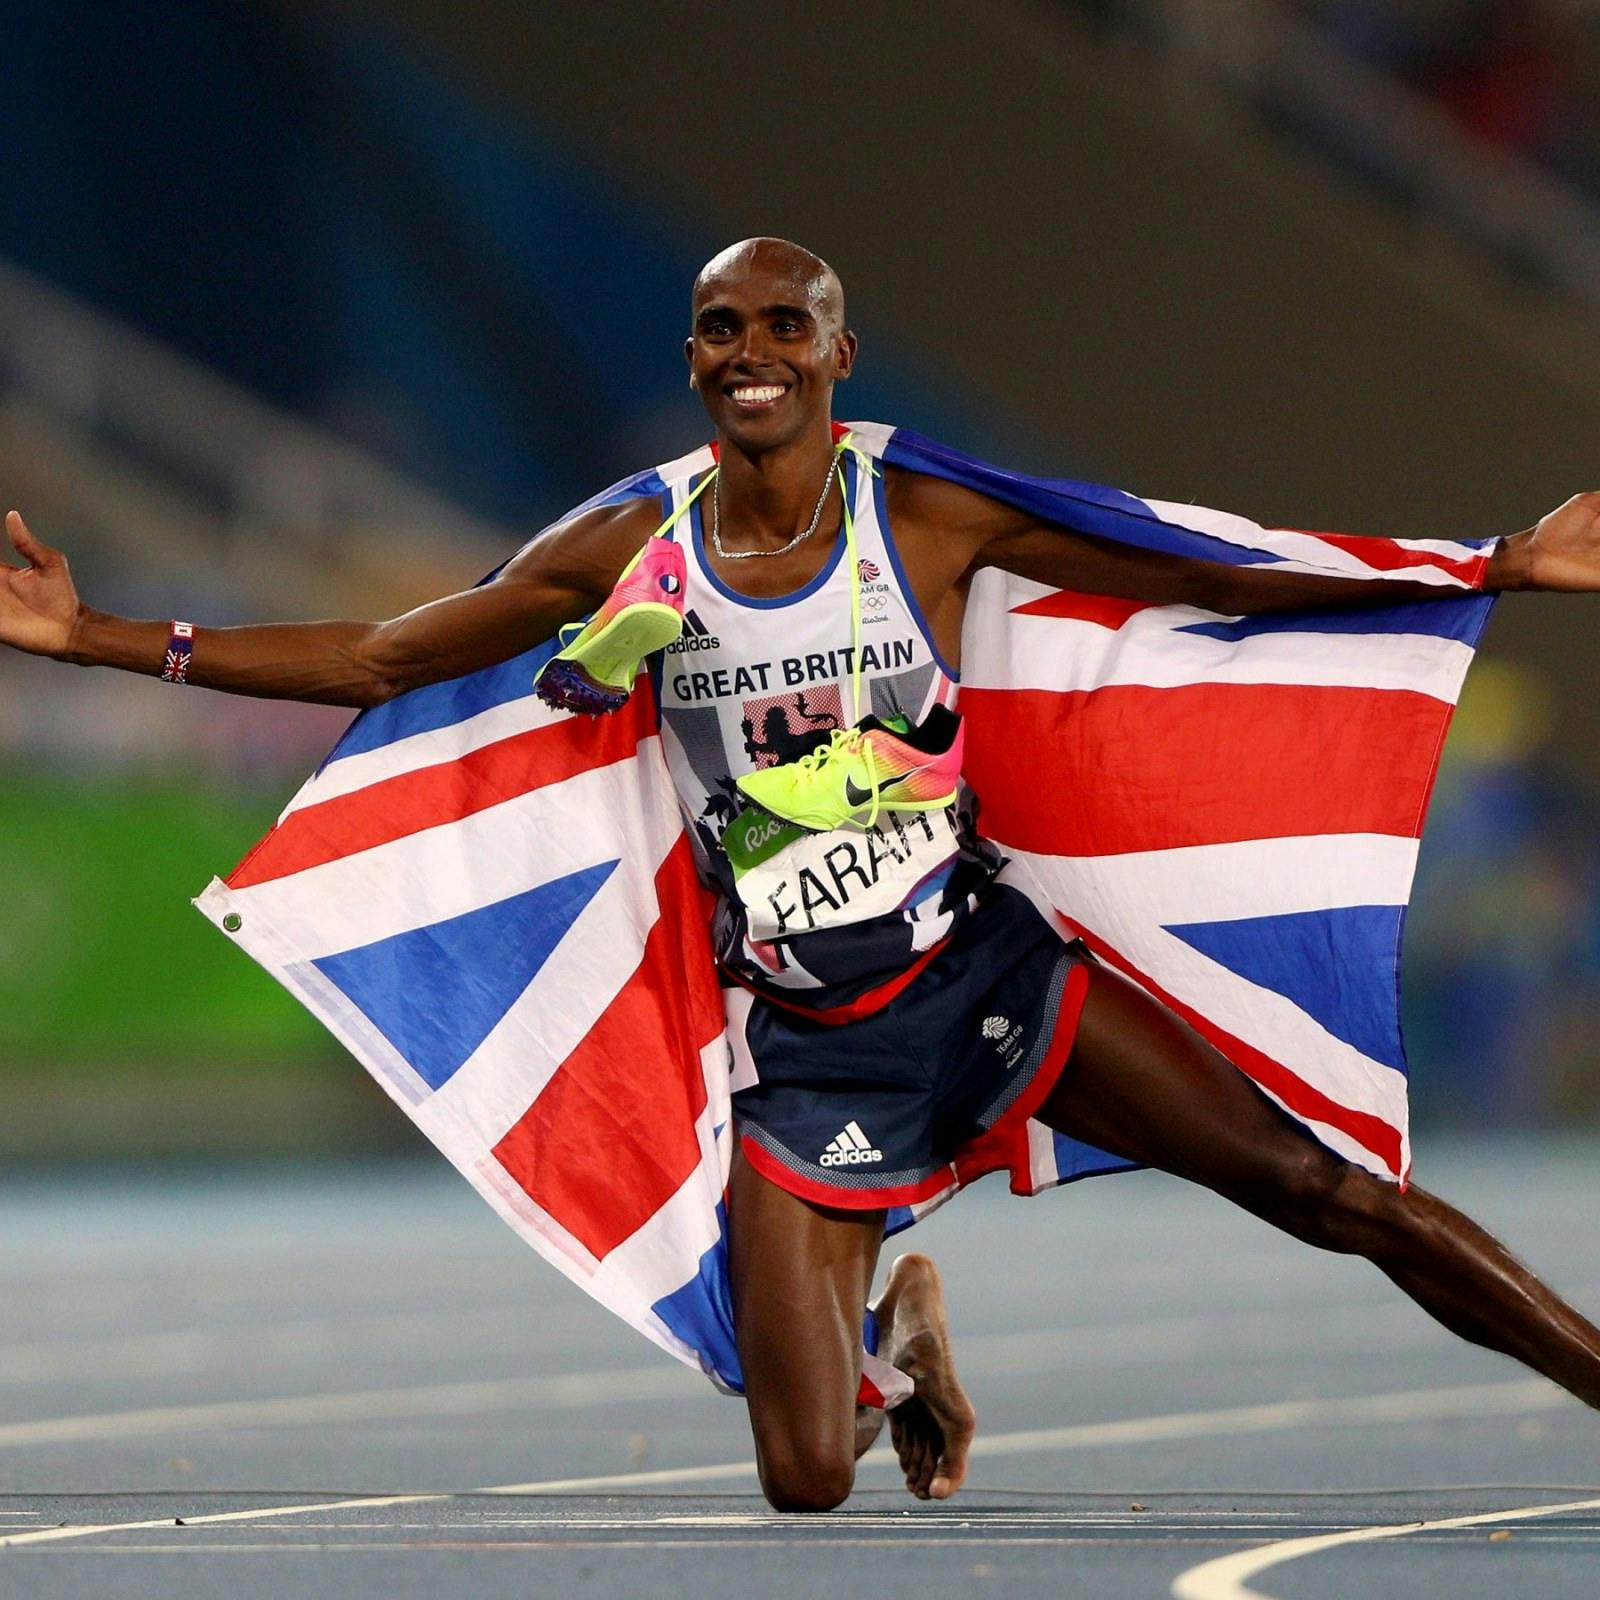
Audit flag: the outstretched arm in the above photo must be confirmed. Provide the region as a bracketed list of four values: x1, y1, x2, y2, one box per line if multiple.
[0, 501, 657, 708]
[891, 472, 1600, 613]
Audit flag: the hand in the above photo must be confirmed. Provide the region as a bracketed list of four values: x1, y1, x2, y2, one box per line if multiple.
[0, 511, 84, 658]
[1496, 493, 1600, 593]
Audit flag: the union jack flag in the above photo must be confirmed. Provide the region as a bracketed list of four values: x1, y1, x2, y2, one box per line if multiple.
[196, 422, 1494, 1399]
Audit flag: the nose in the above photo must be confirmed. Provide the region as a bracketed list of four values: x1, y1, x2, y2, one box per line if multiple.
[734, 322, 774, 366]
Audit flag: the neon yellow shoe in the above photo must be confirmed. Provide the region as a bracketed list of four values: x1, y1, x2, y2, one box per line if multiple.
[534, 538, 686, 714]
[735, 707, 965, 831]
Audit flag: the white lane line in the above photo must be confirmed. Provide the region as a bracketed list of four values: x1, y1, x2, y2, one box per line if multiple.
[474, 1513, 1341, 1531]
[0, 1537, 1340, 1555]
[0, 1496, 445, 1552]
[1171, 1495, 1600, 1600]
[11, 1284, 1586, 1394]
[22, 1280, 1572, 1392]
[0, 1364, 699, 1448]
[0, 1374, 1572, 1551]
[0, 1306, 573, 1387]
[950, 1376, 1566, 1463]
[482, 1459, 762, 1495]
[480, 1375, 1568, 1497]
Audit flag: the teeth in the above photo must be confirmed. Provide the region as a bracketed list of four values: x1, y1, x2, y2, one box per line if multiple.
[732, 385, 785, 404]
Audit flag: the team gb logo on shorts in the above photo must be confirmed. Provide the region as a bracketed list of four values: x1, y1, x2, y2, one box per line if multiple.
[982, 1015, 1010, 1040]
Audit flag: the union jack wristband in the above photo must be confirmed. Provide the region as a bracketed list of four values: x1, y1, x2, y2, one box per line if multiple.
[161, 621, 195, 685]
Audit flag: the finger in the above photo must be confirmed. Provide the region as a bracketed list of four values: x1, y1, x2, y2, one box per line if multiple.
[6, 511, 51, 568]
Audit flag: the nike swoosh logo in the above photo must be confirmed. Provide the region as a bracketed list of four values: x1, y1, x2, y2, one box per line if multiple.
[844, 762, 939, 809]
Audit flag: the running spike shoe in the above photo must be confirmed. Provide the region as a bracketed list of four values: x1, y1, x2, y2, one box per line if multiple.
[735, 706, 965, 831]
[534, 538, 686, 714]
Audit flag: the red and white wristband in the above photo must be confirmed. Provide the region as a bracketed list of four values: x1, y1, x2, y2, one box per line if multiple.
[161, 621, 195, 685]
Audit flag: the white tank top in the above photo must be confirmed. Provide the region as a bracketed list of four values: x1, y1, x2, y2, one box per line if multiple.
[656, 453, 995, 996]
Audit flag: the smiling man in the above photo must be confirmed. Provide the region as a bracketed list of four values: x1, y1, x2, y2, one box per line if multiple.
[9, 236, 1600, 1511]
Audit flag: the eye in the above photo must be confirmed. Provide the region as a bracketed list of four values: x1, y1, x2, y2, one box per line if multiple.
[773, 318, 801, 335]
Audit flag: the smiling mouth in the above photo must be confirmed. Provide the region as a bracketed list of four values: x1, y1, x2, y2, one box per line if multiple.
[727, 384, 790, 409]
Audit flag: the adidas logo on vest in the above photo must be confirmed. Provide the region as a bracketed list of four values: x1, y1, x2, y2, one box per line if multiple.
[819, 1120, 883, 1167]
[665, 608, 720, 653]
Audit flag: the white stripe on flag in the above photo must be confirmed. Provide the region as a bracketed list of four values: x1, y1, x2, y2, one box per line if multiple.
[223, 748, 676, 958]
[288, 692, 568, 814]
[1014, 838, 1414, 1123]
[1011, 832, 1418, 926]
[421, 819, 683, 1143]
[1139, 499, 1484, 585]
[1025, 1117, 1061, 1192]
[963, 590, 1475, 700]
[596, 1104, 730, 1317]
[1248, 1081, 1411, 1180]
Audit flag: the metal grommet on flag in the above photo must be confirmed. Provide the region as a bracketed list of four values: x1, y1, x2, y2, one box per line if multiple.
[221, 913, 242, 934]
[161, 621, 195, 685]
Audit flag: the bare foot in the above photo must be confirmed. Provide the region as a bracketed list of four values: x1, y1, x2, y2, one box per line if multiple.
[870, 1252, 977, 1501]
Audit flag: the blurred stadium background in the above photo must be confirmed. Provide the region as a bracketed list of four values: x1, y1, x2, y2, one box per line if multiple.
[5, 0, 1600, 1162]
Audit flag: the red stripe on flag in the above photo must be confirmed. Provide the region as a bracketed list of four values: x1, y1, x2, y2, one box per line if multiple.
[1074, 927, 1403, 1175]
[1010, 589, 1155, 628]
[961, 682, 1452, 856]
[857, 1373, 889, 1408]
[227, 696, 649, 889]
[1287, 530, 1487, 587]
[491, 836, 725, 1261]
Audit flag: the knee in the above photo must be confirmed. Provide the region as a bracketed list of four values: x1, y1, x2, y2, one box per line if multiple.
[1246, 1144, 1387, 1251]
[756, 1442, 855, 1513]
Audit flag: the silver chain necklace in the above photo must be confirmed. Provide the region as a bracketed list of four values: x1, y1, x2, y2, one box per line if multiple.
[711, 455, 840, 560]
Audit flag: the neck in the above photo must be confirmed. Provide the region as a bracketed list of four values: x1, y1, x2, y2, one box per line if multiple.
[713, 422, 839, 548]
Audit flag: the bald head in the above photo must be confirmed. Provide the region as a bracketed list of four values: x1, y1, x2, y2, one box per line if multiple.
[692, 237, 846, 334]
[685, 238, 856, 447]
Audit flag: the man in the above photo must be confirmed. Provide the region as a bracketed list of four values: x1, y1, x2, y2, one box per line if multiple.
[7, 238, 1600, 1514]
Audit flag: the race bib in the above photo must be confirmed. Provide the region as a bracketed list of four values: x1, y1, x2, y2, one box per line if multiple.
[723, 803, 960, 941]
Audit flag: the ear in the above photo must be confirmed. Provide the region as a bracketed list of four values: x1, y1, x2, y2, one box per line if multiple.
[684, 337, 697, 387]
[833, 329, 858, 382]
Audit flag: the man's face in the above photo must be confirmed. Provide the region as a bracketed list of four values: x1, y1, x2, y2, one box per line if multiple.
[685, 255, 855, 451]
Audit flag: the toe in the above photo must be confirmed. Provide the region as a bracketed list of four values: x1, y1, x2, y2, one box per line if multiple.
[904, 1434, 929, 1496]
[928, 1416, 974, 1500]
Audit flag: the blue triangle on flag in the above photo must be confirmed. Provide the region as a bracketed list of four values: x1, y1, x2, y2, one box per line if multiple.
[1164, 904, 1408, 1074]
[314, 860, 619, 1092]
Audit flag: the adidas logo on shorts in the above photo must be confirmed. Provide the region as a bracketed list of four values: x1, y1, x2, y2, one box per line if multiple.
[819, 1120, 883, 1167]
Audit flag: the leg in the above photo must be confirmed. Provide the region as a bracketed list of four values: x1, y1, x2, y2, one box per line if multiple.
[728, 1144, 884, 1511]
[727, 1149, 977, 1508]
[1038, 962, 1600, 1409]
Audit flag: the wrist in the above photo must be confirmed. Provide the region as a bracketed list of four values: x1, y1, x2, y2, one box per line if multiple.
[1484, 530, 1536, 594]
[61, 605, 102, 666]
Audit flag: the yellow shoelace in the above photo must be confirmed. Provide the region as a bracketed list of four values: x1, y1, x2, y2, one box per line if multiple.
[558, 468, 721, 648]
[796, 727, 885, 827]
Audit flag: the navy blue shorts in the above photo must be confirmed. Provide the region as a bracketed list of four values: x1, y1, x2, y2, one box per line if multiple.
[728, 885, 1089, 1209]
